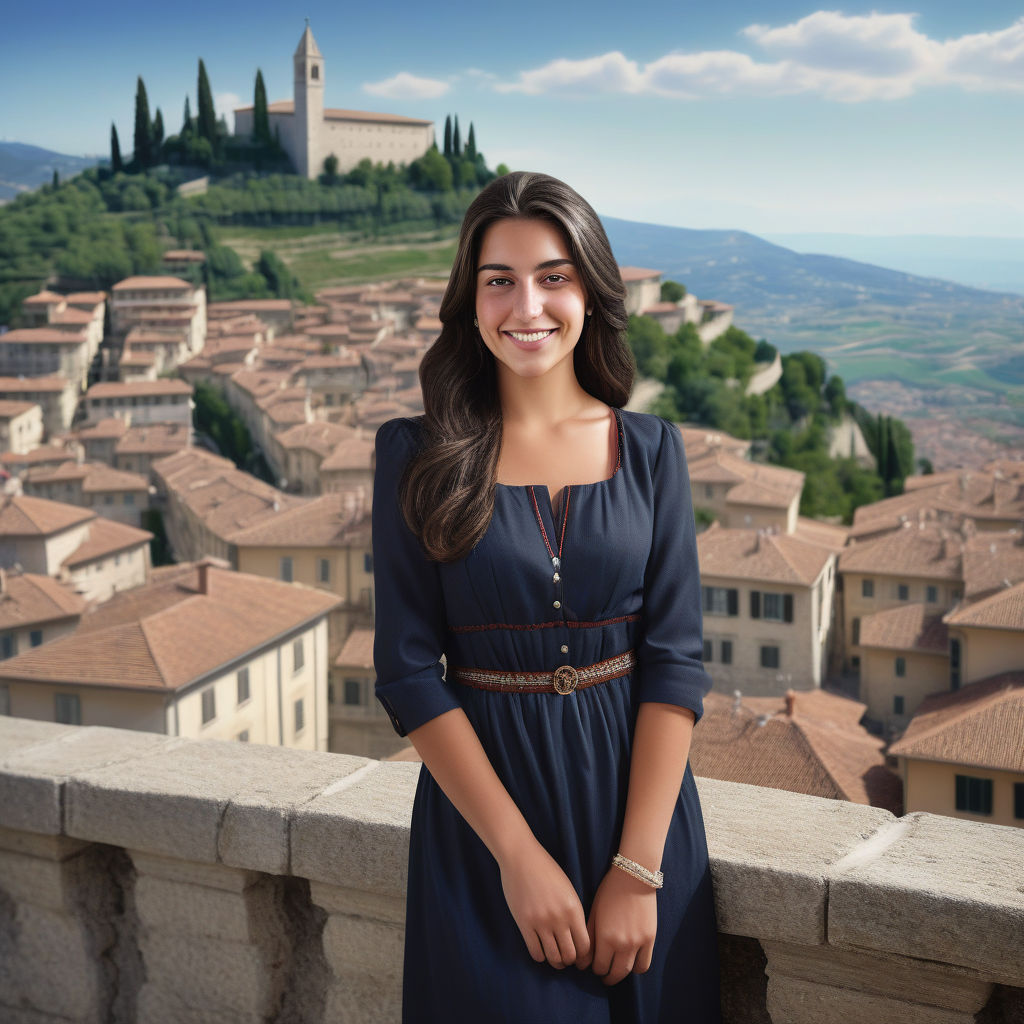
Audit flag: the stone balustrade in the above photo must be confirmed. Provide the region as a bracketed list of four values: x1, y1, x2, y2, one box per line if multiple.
[1, 716, 1022, 1024]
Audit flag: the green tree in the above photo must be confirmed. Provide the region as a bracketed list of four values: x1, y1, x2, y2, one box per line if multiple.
[322, 153, 339, 183]
[753, 339, 777, 363]
[409, 146, 453, 191]
[453, 116, 461, 156]
[496, 163, 510, 176]
[181, 95, 193, 137]
[152, 108, 164, 159]
[253, 69, 271, 144]
[133, 76, 153, 168]
[660, 280, 686, 302]
[466, 122, 477, 161]
[110, 124, 123, 173]
[51, 170, 59, 189]
[197, 59, 218, 150]
[443, 115, 452, 157]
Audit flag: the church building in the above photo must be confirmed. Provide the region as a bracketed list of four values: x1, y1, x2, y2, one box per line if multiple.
[233, 26, 435, 179]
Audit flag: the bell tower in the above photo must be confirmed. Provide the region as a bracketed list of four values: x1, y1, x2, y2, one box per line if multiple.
[293, 21, 324, 178]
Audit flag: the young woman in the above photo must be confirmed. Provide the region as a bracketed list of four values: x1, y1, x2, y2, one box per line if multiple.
[372, 171, 720, 1022]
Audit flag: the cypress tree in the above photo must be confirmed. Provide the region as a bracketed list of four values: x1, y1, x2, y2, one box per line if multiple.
[152, 108, 164, 158]
[110, 123, 123, 173]
[197, 59, 217, 147]
[466, 123, 477, 161]
[253, 69, 270, 144]
[452, 115, 461, 156]
[182, 95, 192, 137]
[134, 76, 153, 168]
[443, 115, 452, 157]
[51, 170, 59, 189]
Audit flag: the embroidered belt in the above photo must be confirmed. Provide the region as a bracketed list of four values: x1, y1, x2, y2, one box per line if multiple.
[451, 649, 636, 696]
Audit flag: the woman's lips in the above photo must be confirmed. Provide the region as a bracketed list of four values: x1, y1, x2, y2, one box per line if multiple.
[503, 328, 556, 350]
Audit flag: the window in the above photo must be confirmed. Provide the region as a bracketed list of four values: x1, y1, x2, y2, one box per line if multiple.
[852, 617, 861, 645]
[294, 697, 305, 733]
[104, 494, 114, 505]
[702, 639, 713, 663]
[1, 633, 16, 659]
[344, 679, 362, 705]
[893, 695, 904, 715]
[317, 558, 330, 584]
[926, 585, 938, 604]
[201, 687, 216, 724]
[763, 593, 783, 622]
[279, 557, 293, 583]
[955, 774, 992, 815]
[237, 730, 250, 742]
[1015, 783, 1024, 821]
[861, 579, 874, 598]
[293, 638, 304, 673]
[364, 552, 373, 574]
[311, 64, 320, 80]
[702, 586, 738, 617]
[124, 493, 135, 506]
[760, 646, 780, 669]
[950, 638, 961, 690]
[0, 685, 9, 715]
[750, 591, 793, 623]
[237, 667, 250, 705]
[55, 693, 81, 725]
[704, 484, 714, 499]
[895, 657, 906, 678]
[720, 640, 733, 665]
[30, 630, 43, 648]
[898, 583, 910, 601]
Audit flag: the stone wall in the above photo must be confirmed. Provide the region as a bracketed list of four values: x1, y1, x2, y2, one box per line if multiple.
[1, 715, 1022, 1024]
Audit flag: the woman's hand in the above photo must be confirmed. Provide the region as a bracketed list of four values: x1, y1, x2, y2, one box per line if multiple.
[582, 865, 657, 985]
[498, 842, 591, 971]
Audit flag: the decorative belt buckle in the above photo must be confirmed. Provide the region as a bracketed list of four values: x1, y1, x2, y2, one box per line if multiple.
[552, 664, 579, 695]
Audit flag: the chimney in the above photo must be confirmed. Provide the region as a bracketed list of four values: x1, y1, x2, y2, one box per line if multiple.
[784, 689, 796, 717]
[197, 560, 211, 595]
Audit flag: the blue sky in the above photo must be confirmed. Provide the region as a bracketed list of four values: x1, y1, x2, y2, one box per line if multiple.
[2, 1, 1023, 235]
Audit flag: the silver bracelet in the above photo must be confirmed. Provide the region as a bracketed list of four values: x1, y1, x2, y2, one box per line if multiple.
[611, 853, 664, 889]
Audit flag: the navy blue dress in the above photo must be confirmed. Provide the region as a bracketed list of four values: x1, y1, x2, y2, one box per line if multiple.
[372, 407, 720, 1023]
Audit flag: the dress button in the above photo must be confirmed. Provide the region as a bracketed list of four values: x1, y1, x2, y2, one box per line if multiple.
[552, 573, 560, 583]
[553, 600, 561, 609]
[560, 644, 568, 654]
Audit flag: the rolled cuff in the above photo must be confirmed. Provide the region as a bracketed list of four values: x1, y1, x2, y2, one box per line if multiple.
[375, 664, 462, 737]
[637, 660, 712, 724]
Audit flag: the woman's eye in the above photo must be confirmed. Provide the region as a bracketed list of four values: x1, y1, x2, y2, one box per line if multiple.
[544, 274, 568, 284]
[486, 277, 512, 287]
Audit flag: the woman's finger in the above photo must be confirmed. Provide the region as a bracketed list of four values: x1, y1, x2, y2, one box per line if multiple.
[602, 947, 637, 987]
[554, 928, 576, 966]
[540, 931, 565, 969]
[522, 929, 545, 964]
[633, 941, 654, 975]
[571, 917, 592, 970]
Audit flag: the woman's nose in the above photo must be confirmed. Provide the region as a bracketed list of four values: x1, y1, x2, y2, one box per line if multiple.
[513, 282, 543, 321]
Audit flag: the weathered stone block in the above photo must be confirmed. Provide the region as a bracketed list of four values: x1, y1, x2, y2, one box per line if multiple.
[828, 812, 1024, 987]
[134, 875, 253, 943]
[322, 913, 404, 976]
[326, 974, 402, 1024]
[130, 850, 256, 892]
[292, 761, 420, 895]
[0, 826, 88, 859]
[136, 983, 265, 1024]
[767, 975, 978, 1024]
[695, 777, 894, 945]
[308, 880, 405, 924]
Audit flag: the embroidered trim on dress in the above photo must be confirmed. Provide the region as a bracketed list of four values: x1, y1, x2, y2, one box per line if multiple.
[449, 613, 641, 634]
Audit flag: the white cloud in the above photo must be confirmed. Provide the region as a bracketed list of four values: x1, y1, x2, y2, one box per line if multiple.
[495, 11, 1024, 102]
[214, 93, 241, 133]
[363, 72, 450, 100]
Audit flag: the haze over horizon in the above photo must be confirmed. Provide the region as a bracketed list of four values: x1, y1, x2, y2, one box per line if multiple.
[2, 1, 1023, 238]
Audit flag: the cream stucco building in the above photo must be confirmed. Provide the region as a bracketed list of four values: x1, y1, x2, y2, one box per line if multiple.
[233, 26, 434, 179]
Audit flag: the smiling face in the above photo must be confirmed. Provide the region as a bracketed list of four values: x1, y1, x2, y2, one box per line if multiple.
[474, 217, 589, 383]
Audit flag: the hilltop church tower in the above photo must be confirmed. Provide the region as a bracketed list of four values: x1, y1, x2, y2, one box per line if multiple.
[292, 24, 324, 179]
[234, 24, 434, 180]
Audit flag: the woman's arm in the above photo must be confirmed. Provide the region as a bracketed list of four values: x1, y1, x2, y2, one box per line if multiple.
[583, 701, 695, 984]
[408, 706, 592, 971]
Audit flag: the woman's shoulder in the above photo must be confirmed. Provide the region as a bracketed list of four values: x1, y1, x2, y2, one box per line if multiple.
[618, 408, 681, 462]
[375, 414, 427, 449]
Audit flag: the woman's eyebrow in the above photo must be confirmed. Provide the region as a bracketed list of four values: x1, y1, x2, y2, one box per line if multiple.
[477, 258, 576, 273]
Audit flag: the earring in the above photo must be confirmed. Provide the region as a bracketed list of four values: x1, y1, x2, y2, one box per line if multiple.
[473, 317, 479, 328]
[586, 309, 593, 317]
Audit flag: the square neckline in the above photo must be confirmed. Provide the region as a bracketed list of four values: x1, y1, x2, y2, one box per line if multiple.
[494, 406, 626, 504]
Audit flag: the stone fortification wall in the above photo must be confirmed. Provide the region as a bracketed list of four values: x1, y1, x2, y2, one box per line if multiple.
[1, 716, 1022, 1023]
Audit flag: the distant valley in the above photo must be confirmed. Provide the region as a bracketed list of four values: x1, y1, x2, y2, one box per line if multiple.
[0, 142, 94, 200]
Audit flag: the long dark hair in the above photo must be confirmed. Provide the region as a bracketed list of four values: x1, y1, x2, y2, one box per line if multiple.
[401, 171, 634, 562]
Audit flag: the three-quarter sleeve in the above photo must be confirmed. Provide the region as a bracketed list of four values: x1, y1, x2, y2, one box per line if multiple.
[372, 417, 460, 737]
[636, 417, 713, 722]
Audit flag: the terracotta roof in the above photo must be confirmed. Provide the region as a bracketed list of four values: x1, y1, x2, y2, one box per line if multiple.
[0, 377, 69, 394]
[0, 563, 340, 692]
[22, 291, 64, 305]
[0, 495, 94, 537]
[943, 580, 1024, 631]
[236, 99, 431, 126]
[76, 418, 128, 440]
[889, 674, 1024, 773]
[618, 266, 661, 282]
[87, 380, 192, 399]
[63, 517, 153, 568]
[334, 626, 374, 668]
[687, 449, 803, 507]
[674, 425, 751, 461]
[49, 308, 94, 325]
[1, 446, 79, 469]
[25, 461, 147, 493]
[64, 292, 106, 306]
[162, 250, 206, 262]
[692, 690, 901, 812]
[275, 421, 353, 457]
[231, 491, 368, 547]
[115, 423, 191, 456]
[0, 572, 86, 628]
[208, 299, 292, 313]
[839, 523, 962, 581]
[320, 436, 374, 472]
[792, 516, 849, 552]
[0, 400, 37, 419]
[697, 523, 832, 586]
[961, 532, 1024, 600]
[0, 328, 87, 345]
[858, 603, 949, 653]
[112, 276, 192, 291]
